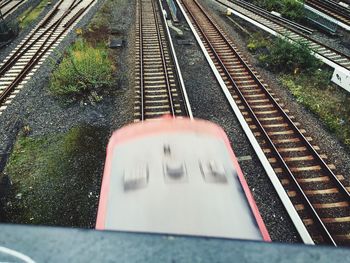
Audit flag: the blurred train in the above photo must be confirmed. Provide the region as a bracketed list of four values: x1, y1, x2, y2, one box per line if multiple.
[96, 117, 270, 242]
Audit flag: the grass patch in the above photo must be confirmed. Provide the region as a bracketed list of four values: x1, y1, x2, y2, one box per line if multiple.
[2, 125, 108, 227]
[281, 73, 350, 147]
[19, 0, 49, 29]
[251, 0, 305, 21]
[49, 39, 114, 103]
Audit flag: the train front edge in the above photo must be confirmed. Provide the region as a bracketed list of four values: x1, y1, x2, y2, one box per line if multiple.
[96, 117, 270, 242]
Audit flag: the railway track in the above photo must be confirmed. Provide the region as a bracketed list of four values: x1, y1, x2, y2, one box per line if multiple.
[0, 0, 26, 18]
[177, 0, 350, 246]
[134, 0, 190, 121]
[0, 0, 97, 115]
[215, 0, 350, 71]
[305, 0, 350, 27]
[228, 0, 314, 35]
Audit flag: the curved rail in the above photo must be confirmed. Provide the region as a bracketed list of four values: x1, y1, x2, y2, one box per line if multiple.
[0, 0, 95, 108]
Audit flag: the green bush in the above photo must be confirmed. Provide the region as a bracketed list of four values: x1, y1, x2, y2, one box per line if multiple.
[264, 37, 321, 73]
[49, 39, 114, 102]
[247, 33, 270, 52]
[281, 0, 305, 21]
[252, 0, 305, 21]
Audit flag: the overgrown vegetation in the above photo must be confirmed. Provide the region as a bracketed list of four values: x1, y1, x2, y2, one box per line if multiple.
[2, 125, 108, 227]
[251, 0, 305, 21]
[262, 37, 322, 74]
[87, 0, 114, 33]
[247, 34, 350, 148]
[281, 74, 350, 146]
[49, 39, 114, 103]
[84, 0, 129, 44]
[247, 33, 270, 52]
[19, 0, 50, 29]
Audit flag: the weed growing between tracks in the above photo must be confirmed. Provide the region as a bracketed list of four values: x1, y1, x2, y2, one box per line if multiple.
[49, 39, 114, 103]
[248, 34, 350, 148]
[1, 125, 108, 227]
[48, 0, 118, 104]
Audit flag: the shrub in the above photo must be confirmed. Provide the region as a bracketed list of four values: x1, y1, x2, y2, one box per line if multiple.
[265, 37, 321, 73]
[281, 0, 305, 21]
[252, 0, 305, 21]
[247, 33, 270, 52]
[49, 39, 114, 102]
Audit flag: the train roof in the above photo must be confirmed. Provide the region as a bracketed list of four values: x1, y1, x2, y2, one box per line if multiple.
[97, 118, 269, 241]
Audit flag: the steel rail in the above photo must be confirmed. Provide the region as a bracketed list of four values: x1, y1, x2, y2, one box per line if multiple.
[41, 0, 82, 27]
[136, 0, 188, 121]
[0, 22, 59, 77]
[150, 0, 176, 117]
[175, 0, 314, 244]
[181, 0, 349, 245]
[0, 0, 66, 76]
[231, 0, 314, 34]
[307, 0, 350, 19]
[0, 0, 81, 76]
[0, 0, 94, 104]
[2, 0, 25, 17]
[156, 0, 191, 117]
[215, 0, 350, 199]
[139, 0, 145, 121]
[0, 0, 11, 9]
[216, 0, 350, 64]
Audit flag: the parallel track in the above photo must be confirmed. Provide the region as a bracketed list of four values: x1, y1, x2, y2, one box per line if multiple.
[135, 0, 189, 121]
[230, 0, 314, 35]
[0, 0, 26, 18]
[0, 0, 96, 114]
[306, 0, 350, 27]
[215, 0, 350, 70]
[178, 0, 350, 246]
